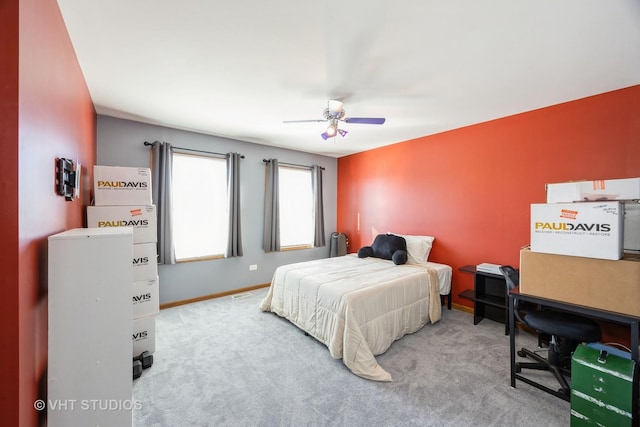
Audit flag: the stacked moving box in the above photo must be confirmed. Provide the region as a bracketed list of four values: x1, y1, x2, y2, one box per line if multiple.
[539, 177, 640, 257]
[87, 166, 159, 361]
[521, 177, 640, 317]
[532, 179, 640, 427]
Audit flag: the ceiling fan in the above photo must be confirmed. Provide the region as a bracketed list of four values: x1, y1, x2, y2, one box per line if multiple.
[283, 100, 386, 140]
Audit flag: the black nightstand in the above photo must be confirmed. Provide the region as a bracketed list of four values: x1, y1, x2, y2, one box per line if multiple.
[458, 265, 509, 334]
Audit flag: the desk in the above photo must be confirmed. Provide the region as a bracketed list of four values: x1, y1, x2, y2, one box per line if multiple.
[508, 287, 640, 401]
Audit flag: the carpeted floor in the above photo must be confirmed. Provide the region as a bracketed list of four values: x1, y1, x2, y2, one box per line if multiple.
[133, 288, 569, 426]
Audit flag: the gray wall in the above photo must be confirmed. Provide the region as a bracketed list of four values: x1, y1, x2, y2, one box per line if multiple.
[97, 116, 337, 304]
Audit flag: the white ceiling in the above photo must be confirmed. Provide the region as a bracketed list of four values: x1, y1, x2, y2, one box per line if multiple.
[56, 0, 640, 158]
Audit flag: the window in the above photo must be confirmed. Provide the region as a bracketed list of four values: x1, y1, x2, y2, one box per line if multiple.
[278, 165, 313, 248]
[171, 152, 228, 261]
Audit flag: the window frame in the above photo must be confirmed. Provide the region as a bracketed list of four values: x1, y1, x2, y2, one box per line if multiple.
[171, 150, 228, 262]
[278, 164, 314, 250]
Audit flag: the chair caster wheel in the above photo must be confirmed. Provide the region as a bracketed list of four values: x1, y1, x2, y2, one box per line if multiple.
[517, 350, 526, 357]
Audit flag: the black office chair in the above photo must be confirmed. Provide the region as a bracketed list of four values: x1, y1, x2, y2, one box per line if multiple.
[499, 265, 602, 398]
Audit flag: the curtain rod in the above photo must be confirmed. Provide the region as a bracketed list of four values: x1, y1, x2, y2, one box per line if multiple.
[144, 141, 244, 159]
[262, 159, 324, 170]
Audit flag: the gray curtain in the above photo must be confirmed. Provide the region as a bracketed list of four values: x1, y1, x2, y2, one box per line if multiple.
[311, 165, 326, 247]
[151, 141, 176, 264]
[226, 153, 243, 257]
[263, 159, 280, 252]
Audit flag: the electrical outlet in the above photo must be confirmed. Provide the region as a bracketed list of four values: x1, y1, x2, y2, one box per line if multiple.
[249, 264, 257, 271]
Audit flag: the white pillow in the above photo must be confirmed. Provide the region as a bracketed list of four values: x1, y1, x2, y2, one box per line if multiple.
[371, 226, 380, 243]
[390, 233, 435, 264]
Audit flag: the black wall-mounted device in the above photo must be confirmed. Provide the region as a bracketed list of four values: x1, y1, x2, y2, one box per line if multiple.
[56, 158, 81, 201]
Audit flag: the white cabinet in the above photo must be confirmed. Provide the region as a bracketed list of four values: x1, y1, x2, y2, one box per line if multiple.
[48, 228, 133, 427]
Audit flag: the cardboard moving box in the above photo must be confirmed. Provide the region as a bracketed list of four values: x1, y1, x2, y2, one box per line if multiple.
[133, 242, 158, 281]
[132, 277, 159, 319]
[530, 202, 624, 260]
[546, 177, 640, 203]
[519, 249, 640, 317]
[132, 315, 156, 357]
[94, 165, 153, 206]
[87, 205, 157, 244]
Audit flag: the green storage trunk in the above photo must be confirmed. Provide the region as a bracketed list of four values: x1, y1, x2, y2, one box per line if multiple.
[571, 344, 638, 427]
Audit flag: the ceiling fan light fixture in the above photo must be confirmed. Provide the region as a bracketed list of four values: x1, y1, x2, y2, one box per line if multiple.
[321, 126, 347, 140]
[328, 99, 343, 114]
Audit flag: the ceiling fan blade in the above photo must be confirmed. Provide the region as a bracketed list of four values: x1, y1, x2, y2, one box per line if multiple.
[344, 117, 386, 125]
[283, 119, 327, 123]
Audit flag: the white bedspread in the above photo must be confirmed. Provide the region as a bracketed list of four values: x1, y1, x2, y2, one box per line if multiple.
[259, 254, 442, 381]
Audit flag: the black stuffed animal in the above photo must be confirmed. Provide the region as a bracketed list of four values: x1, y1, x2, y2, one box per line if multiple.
[358, 233, 408, 265]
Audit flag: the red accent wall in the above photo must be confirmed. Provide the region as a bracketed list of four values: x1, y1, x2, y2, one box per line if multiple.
[1, 0, 96, 425]
[338, 86, 640, 310]
[0, 0, 21, 425]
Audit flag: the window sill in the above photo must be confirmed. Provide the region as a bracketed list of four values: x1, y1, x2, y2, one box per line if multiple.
[281, 245, 312, 251]
[176, 254, 224, 263]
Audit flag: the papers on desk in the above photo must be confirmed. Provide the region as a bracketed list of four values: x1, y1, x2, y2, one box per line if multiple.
[476, 263, 503, 275]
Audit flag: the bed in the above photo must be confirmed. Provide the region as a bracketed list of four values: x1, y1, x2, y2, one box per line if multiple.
[259, 249, 452, 382]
